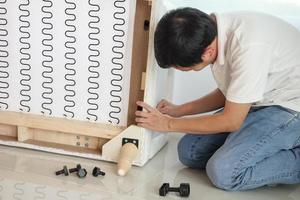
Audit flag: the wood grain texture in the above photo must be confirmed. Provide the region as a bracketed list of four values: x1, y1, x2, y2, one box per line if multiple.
[0, 111, 124, 139]
[127, 0, 151, 125]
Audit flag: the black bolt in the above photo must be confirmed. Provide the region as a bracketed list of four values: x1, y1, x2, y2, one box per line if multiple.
[69, 164, 82, 173]
[69, 164, 87, 178]
[92, 167, 105, 177]
[55, 165, 69, 176]
[77, 168, 87, 178]
[159, 183, 190, 197]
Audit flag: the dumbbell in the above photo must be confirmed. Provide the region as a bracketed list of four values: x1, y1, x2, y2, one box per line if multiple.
[159, 183, 190, 197]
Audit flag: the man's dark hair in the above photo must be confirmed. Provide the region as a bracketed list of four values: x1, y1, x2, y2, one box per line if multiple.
[154, 7, 217, 68]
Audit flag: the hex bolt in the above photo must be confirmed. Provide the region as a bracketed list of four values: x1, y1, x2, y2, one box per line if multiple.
[159, 183, 190, 197]
[55, 165, 69, 176]
[69, 164, 87, 178]
[69, 164, 82, 173]
[92, 167, 105, 177]
[77, 168, 87, 178]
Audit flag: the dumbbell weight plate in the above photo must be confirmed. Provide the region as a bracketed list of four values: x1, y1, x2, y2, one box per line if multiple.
[159, 183, 170, 196]
[179, 183, 190, 197]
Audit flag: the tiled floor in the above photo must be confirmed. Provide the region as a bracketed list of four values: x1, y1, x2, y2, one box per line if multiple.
[0, 133, 299, 200]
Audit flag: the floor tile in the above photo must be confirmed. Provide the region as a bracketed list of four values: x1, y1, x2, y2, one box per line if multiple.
[0, 133, 299, 200]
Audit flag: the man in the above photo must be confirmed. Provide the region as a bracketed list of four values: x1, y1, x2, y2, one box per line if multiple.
[135, 7, 300, 191]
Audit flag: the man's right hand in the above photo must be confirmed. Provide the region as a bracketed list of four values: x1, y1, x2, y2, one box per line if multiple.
[156, 99, 182, 117]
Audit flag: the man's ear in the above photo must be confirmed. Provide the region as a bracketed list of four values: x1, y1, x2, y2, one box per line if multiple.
[201, 46, 215, 61]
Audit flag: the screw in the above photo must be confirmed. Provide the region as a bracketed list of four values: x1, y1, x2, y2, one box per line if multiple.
[92, 167, 105, 177]
[69, 164, 87, 178]
[55, 165, 69, 176]
[69, 164, 82, 173]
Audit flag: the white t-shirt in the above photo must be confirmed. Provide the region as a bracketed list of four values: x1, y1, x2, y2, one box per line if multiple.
[211, 11, 300, 112]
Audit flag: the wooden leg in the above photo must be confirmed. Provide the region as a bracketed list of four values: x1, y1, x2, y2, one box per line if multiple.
[117, 142, 139, 176]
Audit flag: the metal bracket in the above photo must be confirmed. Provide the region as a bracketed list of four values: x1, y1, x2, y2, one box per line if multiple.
[122, 138, 139, 148]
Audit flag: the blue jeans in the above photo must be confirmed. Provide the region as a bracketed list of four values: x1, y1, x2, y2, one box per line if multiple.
[177, 106, 300, 191]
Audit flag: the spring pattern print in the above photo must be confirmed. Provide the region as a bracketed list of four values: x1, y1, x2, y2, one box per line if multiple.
[0, 0, 136, 126]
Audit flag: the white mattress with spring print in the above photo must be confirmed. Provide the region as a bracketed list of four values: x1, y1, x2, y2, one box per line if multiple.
[0, 0, 137, 127]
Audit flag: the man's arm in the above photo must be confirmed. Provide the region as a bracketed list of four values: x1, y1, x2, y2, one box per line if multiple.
[169, 100, 251, 134]
[173, 88, 226, 116]
[136, 100, 251, 134]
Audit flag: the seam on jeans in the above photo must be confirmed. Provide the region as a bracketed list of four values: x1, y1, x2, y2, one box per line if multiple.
[231, 114, 299, 185]
[276, 106, 299, 118]
[244, 170, 300, 187]
[189, 137, 202, 159]
[293, 137, 300, 148]
[272, 114, 298, 136]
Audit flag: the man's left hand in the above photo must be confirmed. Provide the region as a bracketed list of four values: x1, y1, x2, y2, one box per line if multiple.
[135, 101, 173, 132]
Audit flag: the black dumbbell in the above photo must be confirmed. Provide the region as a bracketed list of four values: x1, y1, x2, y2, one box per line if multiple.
[69, 164, 87, 178]
[55, 165, 69, 176]
[92, 167, 105, 177]
[159, 183, 190, 197]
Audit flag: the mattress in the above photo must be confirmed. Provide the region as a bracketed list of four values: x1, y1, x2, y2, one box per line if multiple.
[0, 0, 137, 126]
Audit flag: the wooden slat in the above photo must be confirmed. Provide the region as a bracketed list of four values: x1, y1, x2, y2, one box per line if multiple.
[17, 126, 33, 142]
[144, 0, 153, 6]
[0, 123, 17, 138]
[127, 0, 152, 125]
[0, 135, 17, 142]
[141, 72, 146, 90]
[25, 140, 101, 155]
[0, 111, 124, 139]
[31, 129, 106, 150]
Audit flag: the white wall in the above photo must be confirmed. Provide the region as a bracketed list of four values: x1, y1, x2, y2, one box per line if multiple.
[162, 0, 300, 105]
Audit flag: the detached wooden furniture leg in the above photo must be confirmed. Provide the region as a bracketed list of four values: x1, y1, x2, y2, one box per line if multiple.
[117, 142, 139, 176]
